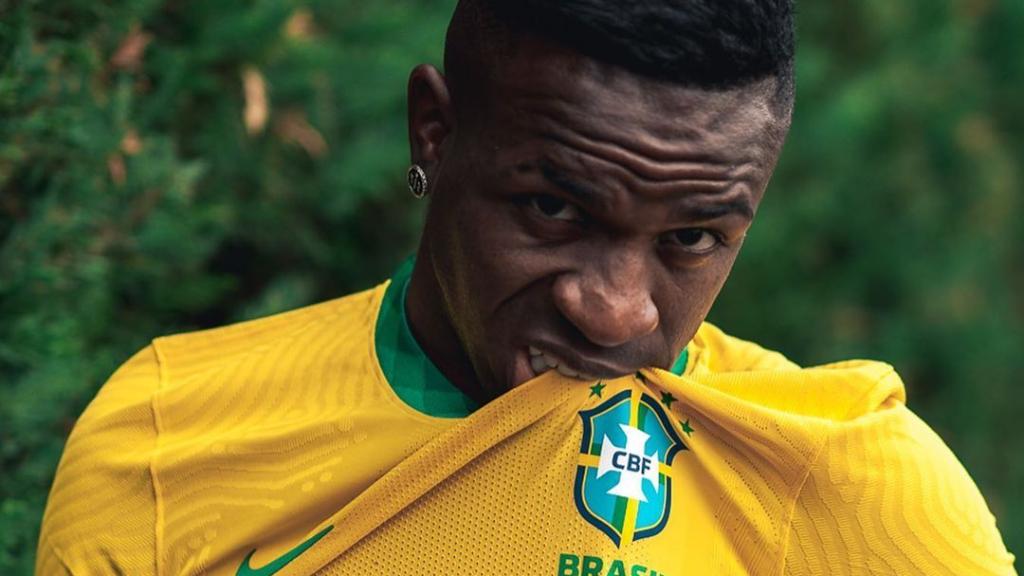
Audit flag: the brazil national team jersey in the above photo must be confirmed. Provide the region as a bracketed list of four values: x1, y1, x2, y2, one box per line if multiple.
[37, 265, 1016, 575]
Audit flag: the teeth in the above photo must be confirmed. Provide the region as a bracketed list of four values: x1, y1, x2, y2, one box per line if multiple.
[556, 364, 579, 378]
[530, 354, 549, 375]
[528, 347, 597, 381]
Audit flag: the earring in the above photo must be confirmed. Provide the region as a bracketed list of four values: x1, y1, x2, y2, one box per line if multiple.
[407, 165, 429, 199]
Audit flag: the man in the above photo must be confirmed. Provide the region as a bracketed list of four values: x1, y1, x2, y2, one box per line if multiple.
[37, 1, 1016, 574]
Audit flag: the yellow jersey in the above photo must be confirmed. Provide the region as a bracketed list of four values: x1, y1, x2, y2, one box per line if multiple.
[37, 273, 1016, 575]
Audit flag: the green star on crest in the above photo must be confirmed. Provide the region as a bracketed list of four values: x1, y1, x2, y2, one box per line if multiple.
[589, 382, 606, 398]
[680, 419, 695, 437]
[660, 391, 677, 408]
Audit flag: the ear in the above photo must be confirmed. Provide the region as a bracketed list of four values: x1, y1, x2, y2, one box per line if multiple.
[408, 64, 455, 170]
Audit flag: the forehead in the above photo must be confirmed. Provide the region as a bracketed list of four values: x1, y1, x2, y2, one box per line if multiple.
[469, 40, 787, 184]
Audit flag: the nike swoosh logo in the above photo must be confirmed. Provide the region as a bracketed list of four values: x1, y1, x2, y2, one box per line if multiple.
[237, 525, 334, 576]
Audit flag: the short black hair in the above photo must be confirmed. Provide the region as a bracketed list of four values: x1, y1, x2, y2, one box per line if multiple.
[445, 0, 796, 110]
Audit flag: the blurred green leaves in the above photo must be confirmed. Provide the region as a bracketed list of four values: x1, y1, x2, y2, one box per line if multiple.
[1, 0, 1022, 572]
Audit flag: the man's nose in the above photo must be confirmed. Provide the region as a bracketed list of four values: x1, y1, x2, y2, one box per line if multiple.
[551, 261, 660, 348]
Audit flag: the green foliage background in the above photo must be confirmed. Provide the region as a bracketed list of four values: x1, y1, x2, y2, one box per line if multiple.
[1, 0, 1021, 572]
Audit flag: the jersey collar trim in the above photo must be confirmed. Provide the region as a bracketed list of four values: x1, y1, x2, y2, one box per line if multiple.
[375, 257, 479, 418]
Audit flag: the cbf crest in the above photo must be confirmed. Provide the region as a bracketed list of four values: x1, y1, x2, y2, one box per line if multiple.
[574, 388, 687, 547]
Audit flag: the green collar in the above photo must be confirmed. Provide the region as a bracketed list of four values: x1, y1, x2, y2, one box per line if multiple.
[374, 258, 689, 419]
[375, 258, 480, 418]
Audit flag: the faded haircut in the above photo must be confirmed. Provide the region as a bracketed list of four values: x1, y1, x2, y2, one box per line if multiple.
[444, 0, 796, 114]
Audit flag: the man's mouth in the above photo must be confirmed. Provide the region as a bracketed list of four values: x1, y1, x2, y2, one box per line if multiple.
[527, 346, 600, 381]
[508, 344, 638, 390]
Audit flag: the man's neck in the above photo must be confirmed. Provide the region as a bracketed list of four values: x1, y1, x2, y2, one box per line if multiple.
[405, 247, 491, 405]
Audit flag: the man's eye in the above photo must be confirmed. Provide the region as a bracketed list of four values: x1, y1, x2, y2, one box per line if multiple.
[529, 195, 582, 222]
[664, 228, 720, 253]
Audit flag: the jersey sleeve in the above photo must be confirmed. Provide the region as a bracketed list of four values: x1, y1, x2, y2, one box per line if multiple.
[783, 395, 1017, 575]
[36, 346, 162, 575]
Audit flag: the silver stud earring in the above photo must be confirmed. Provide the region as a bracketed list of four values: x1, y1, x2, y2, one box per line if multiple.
[408, 165, 429, 199]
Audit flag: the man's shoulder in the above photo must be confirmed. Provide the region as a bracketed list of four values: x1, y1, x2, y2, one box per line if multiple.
[687, 322, 904, 423]
[66, 283, 388, 456]
[689, 322, 802, 373]
[152, 284, 384, 382]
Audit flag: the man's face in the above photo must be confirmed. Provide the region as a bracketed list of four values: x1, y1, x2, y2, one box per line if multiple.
[415, 41, 789, 400]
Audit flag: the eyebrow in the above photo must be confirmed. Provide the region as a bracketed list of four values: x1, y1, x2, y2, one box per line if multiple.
[538, 162, 611, 204]
[539, 160, 755, 222]
[681, 196, 756, 221]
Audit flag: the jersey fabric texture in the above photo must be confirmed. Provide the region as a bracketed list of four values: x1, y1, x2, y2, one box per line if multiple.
[37, 277, 1016, 575]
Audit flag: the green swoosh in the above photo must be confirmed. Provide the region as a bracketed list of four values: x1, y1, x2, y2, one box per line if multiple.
[237, 525, 334, 576]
